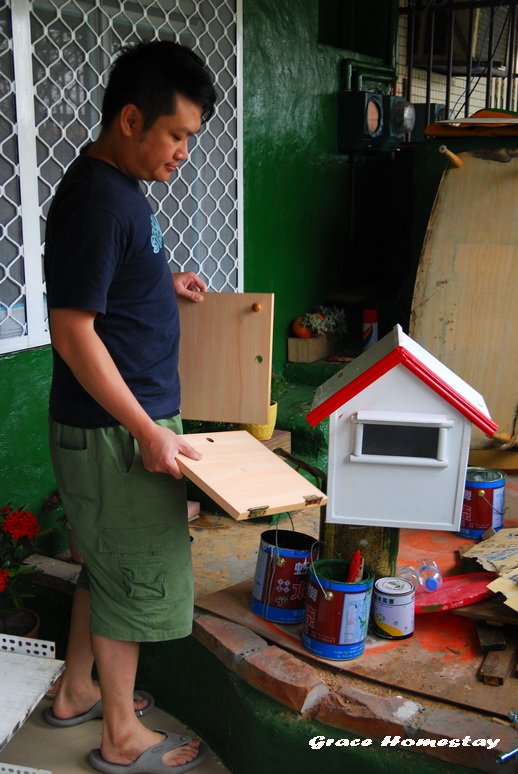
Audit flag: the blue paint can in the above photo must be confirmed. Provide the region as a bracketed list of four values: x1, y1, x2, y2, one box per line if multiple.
[251, 529, 318, 623]
[302, 559, 374, 660]
[460, 467, 506, 539]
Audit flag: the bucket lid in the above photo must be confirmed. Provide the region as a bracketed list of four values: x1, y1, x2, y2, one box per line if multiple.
[375, 577, 414, 596]
[465, 467, 506, 485]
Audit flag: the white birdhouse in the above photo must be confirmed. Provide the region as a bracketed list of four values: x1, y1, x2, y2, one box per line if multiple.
[306, 325, 498, 531]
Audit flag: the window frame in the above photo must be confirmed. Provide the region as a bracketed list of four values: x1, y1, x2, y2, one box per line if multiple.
[350, 409, 453, 468]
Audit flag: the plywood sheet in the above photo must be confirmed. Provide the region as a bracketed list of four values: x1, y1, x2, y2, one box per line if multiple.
[196, 578, 518, 719]
[177, 430, 326, 520]
[178, 292, 273, 424]
[411, 151, 518, 444]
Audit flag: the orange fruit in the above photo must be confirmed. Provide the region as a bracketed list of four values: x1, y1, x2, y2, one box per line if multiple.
[291, 316, 314, 338]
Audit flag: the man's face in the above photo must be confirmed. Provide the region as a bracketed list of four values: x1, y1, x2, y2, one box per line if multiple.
[130, 94, 203, 182]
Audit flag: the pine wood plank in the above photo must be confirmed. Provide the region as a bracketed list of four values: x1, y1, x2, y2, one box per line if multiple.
[177, 430, 326, 520]
[178, 292, 274, 424]
[410, 152, 518, 444]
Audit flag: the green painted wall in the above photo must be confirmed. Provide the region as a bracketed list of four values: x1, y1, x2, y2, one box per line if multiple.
[0, 348, 55, 513]
[242, 0, 350, 368]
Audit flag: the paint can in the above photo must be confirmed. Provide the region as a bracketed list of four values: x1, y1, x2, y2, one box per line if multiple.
[372, 577, 415, 640]
[459, 467, 506, 539]
[302, 559, 374, 660]
[251, 529, 318, 623]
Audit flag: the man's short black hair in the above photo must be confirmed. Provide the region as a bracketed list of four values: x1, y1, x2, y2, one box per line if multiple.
[101, 40, 217, 131]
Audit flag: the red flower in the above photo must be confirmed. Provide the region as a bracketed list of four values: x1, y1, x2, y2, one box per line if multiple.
[2, 509, 41, 541]
[0, 568, 9, 593]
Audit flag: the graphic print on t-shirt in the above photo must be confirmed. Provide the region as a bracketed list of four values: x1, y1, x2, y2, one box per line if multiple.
[150, 213, 163, 254]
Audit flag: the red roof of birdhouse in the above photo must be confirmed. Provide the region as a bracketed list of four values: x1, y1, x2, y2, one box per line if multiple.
[306, 325, 498, 436]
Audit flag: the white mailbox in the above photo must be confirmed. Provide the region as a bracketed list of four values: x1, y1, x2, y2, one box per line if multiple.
[306, 325, 498, 531]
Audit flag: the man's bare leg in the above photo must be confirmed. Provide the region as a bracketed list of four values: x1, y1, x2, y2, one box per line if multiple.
[93, 634, 201, 767]
[51, 587, 148, 719]
[51, 586, 100, 718]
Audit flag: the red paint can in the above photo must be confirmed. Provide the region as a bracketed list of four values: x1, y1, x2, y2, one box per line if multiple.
[460, 467, 506, 539]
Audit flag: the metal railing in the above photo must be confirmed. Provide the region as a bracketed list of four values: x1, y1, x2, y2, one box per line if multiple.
[400, 0, 518, 120]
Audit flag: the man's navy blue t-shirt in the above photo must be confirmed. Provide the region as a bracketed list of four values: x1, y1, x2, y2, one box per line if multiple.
[44, 153, 181, 427]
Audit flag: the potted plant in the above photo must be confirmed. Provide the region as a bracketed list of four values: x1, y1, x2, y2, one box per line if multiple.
[288, 305, 348, 362]
[0, 503, 45, 636]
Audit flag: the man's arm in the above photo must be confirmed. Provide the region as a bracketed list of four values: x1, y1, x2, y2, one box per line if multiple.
[49, 307, 201, 478]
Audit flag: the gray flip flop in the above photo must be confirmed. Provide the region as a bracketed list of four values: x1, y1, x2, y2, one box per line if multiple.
[43, 690, 155, 727]
[88, 729, 207, 774]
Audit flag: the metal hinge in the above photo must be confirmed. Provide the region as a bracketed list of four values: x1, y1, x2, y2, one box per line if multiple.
[303, 494, 324, 506]
[247, 505, 269, 518]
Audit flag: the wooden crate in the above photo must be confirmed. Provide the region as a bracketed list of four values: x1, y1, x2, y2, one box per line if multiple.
[261, 428, 291, 454]
[287, 334, 332, 363]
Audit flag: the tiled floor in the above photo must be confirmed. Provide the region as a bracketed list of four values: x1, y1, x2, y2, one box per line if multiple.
[0, 699, 231, 773]
[0, 508, 321, 774]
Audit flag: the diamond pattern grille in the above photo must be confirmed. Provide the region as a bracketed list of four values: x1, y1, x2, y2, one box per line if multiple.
[1, 0, 238, 349]
[0, 5, 26, 340]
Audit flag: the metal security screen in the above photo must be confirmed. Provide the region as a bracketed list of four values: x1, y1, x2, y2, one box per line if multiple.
[0, 0, 241, 353]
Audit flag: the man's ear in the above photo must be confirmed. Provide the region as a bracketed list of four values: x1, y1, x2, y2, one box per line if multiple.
[120, 104, 141, 136]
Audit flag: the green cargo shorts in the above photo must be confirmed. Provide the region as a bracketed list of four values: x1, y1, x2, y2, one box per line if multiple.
[49, 415, 193, 642]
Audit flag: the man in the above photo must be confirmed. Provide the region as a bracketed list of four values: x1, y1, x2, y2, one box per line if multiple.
[43, 41, 216, 773]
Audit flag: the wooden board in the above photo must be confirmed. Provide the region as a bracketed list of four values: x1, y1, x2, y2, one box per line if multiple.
[452, 596, 518, 627]
[479, 642, 517, 685]
[196, 578, 518, 719]
[469, 448, 518, 471]
[177, 430, 326, 520]
[410, 152, 518, 444]
[476, 622, 507, 653]
[178, 292, 273, 424]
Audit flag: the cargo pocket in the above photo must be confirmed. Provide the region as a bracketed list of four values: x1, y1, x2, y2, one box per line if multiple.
[49, 420, 96, 501]
[121, 560, 165, 600]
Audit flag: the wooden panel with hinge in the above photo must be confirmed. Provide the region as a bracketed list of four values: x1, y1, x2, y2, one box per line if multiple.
[177, 430, 327, 520]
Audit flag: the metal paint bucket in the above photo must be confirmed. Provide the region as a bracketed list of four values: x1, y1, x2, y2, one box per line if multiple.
[302, 559, 374, 660]
[372, 577, 415, 640]
[460, 467, 506, 539]
[251, 529, 318, 622]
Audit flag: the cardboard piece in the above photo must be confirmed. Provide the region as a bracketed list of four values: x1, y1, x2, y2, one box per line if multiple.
[177, 430, 326, 520]
[178, 292, 274, 424]
[462, 529, 518, 612]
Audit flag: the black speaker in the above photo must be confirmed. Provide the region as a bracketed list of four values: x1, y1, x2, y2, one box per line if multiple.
[338, 91, 384, 152]
[376, 96, 416, 151]
[412, 103, 448, 142]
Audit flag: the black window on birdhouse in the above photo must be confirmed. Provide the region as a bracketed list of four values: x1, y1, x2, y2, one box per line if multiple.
[350, 411, 453, 468]
[362, 423, 440, 458]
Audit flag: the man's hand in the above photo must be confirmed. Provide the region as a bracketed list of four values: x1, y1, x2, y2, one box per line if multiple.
[137, 422, 202, 479]
[172, 271, 207, 303]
